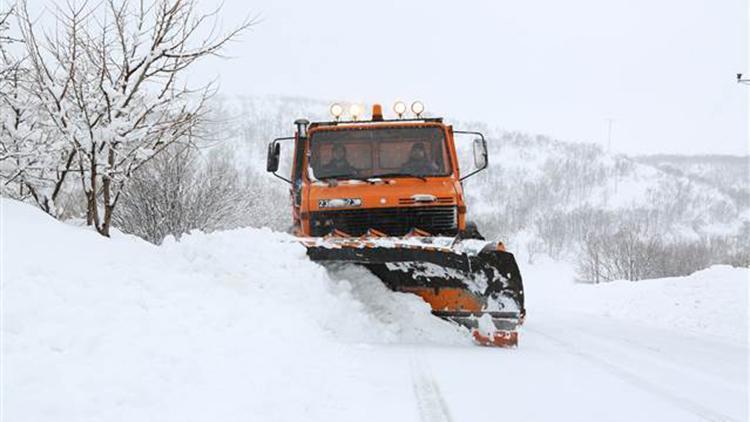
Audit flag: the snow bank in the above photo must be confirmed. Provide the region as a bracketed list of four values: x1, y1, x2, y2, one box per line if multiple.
[525, 258, 749, 343]
[1, 199, 465, 421]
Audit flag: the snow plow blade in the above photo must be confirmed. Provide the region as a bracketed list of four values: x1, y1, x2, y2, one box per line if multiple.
[302, 235, 525, 347]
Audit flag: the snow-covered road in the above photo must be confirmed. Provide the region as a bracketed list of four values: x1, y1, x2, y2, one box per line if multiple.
[2, 199, 747, 422]
[415, 314, 747, 422]
[305, 304, 748, 422]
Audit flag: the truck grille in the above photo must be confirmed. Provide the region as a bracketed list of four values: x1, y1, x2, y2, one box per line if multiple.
[310, 206, 457, 237]
[398, 196, 454, 205]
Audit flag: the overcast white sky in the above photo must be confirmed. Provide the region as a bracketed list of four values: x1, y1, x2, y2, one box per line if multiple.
[186, 0, 746, 155]
[26, 0, 748, 155]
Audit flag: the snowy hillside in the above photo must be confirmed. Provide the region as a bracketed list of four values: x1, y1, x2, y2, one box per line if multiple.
[465, 132, 747, 248]
[2, 198, 747, 421]
[637, 154, 749, 189]
[635, 154, 749, 209]
[199, 96, 749, 279]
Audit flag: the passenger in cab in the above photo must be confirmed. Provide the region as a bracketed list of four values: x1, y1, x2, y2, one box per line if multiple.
[400, 143, 439, 175]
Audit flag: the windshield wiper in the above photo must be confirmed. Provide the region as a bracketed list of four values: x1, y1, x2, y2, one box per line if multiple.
[318, 172, 429, 183]
[373, 172, 428, 181]
[317, 172, 357, 182]
[317, 174, 369, 186]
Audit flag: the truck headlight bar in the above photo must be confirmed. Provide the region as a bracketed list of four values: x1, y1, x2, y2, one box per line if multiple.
[328, 101, 426, 121]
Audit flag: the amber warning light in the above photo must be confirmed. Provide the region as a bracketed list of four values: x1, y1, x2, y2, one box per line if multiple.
[372, 104, 384, 121]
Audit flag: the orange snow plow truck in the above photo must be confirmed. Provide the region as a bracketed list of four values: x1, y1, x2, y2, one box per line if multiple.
[266, 102, 525, 347]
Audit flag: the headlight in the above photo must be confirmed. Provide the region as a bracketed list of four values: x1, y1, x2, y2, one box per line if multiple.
[330, 103, 343, 120]
[411, 101, 425, 117]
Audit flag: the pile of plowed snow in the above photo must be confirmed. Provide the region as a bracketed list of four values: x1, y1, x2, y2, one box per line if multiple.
[1, 199, 466, 421]
[524, 259, 748, 343]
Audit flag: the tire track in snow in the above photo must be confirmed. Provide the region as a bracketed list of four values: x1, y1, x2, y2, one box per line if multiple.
[410, 357, 453, 422]
[569, 319, 747, 396]
[528, 326, 741, 422]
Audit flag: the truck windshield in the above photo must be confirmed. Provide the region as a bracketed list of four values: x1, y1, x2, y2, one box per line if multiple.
[309, 126, 451, 180]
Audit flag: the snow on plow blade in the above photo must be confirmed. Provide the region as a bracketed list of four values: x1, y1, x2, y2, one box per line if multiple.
[302, 236, 525, 347]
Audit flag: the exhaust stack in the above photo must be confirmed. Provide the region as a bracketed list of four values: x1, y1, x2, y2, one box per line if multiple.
[294, 118, 310, 137]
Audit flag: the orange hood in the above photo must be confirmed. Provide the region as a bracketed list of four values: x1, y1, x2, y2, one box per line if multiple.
[307, 177, 461, 211]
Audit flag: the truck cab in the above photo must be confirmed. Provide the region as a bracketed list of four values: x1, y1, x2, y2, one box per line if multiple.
[267, 103, 488, 238]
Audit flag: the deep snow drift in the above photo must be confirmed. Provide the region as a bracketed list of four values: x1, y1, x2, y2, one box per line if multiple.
[523, 259, 748, 342]
[1, 199, 748, 421]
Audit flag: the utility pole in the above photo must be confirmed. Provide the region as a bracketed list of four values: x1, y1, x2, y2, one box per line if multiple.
[606, 118, 614, 153]
[605, 118, 618, 195]
[739, 74, 749, 155]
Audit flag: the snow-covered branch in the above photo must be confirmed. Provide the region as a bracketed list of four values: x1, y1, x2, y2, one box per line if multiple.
[5, 0, 253, 235]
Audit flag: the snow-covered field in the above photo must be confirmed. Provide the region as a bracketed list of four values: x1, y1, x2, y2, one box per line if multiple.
[1, 199, 748, 421]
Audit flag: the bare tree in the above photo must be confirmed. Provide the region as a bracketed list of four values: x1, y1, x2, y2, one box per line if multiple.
[578, 233, 604, 283]
[14, 0, 252, 236]
[0, 6, 15, 66]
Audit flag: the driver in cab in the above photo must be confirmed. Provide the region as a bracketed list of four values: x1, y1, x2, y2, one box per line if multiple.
[320, 144, 357, 177]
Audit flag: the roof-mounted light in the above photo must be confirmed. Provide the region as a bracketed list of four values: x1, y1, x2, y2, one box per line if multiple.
[330, 103, 343, 121]
[372, 104, 384, 121]
[411, 101, 425, 117]
[393, 101, 407, 119]
[349, 103, 363, 121]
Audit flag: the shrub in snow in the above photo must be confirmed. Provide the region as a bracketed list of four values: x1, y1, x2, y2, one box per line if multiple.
[114, 144, 290, 244]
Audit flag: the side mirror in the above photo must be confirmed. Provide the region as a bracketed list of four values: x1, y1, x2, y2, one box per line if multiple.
[455, 130, 488, 182]
[267, 142, 280, 173]
[472, 138, 488, 169]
